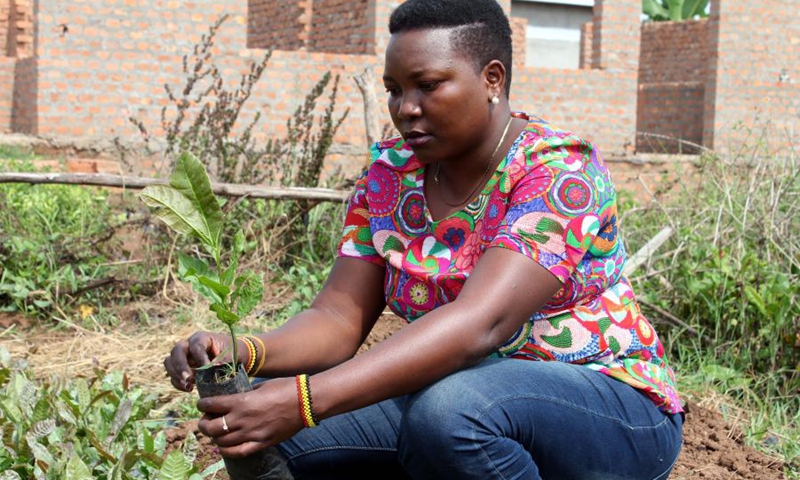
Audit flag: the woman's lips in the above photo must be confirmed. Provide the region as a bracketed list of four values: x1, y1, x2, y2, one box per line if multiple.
[404, 133, 432, 148]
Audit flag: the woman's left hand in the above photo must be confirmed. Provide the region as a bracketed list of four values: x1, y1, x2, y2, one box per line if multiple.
[196, 377, 303, 458]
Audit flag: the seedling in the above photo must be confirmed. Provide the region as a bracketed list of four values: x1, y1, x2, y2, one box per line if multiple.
[139, 152, 263, 380]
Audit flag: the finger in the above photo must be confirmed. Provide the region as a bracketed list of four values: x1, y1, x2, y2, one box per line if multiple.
[164, 348, 193, 392]
[196, 395, 235, 415]
[166, 363, 193, 392]
[218, 441, 272, 459]
[188, 333, 214, 367]
[197, 413, 230, 438]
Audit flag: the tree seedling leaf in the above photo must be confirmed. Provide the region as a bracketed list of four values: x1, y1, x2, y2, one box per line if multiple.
[169, 152, 224, 252]
[139, 185, 212, 245]
[234, 271, 264, 318]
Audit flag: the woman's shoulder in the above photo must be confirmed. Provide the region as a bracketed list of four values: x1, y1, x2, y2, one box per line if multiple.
[518, 113, 594, 150]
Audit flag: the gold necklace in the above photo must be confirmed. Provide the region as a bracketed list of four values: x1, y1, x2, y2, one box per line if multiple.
[434, 116, 514, 207]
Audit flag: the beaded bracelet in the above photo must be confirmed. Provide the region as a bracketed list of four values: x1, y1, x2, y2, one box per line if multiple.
[295, 374, 319, 428]
[248, 336, 267, 376]
[241, 337, 257, 376]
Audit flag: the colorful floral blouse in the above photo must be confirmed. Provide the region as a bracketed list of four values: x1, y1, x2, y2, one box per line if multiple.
[338, 113, 683, 414]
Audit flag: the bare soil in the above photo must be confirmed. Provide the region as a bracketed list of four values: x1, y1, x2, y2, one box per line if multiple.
[162, 315, 786, 480]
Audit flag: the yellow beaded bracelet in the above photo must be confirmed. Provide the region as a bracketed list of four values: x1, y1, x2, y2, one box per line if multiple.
[248, 336, 266, 376]
[241, 337, 257, 376]
[295, 374, 319, 428]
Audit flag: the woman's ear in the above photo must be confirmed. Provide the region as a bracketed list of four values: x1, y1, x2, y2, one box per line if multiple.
[484, 60, 507, 99]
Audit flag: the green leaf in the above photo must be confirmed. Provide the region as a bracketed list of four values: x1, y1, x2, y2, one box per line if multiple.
[643, 0, 669, 20]
[181, 431, 199, 465]
[142, 430, 155, 454]
[221, 258, 238, 289]
[209, 304, 240, 326]
[198, 276, 231, 298]
[0, 470, 23, 480]
[233, 230, 245, 256]
[64, 455, 93, 480]
[664, 0, 684, 20]
[26, 433, 55, 466]
[681, 0, 708, 18]
[177, 253, 211, 279]
[0, 398, 22, 423]
[198, 459, 225, 478]
[744, 286, 769, 317]
[139, 186, 213, 245]
[169, 152, 224, 253]
[233, 271, 264, 318]
[158, 450, 192, 480]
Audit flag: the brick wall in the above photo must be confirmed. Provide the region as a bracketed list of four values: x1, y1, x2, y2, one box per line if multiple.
[11, 55, 35, 133]
[503, 3, 640, 155]
[592, 0, 640, 71]
[510, 16, 527, 70]
[6, 0, 34, 58]
[0, 57, 14, 132]
[33, 0, 382, 170]
[703, 0, 799, 152]
[637, 19, 709, 153]
[309, 0, 370, 54]
[579, 22, 593, 69]
[3, 0, 645, 174]
[247, 0, 310, 50]
[1, 0, 9, 56]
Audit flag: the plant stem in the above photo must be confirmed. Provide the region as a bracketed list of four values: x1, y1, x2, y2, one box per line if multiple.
[228, 322, 238, 373]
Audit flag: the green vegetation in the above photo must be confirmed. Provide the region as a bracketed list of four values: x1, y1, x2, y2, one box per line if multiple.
[621, 143, 798, 473]
[0, 348, 223, 480]
[0, 151, 115, 316]
[642, 0, 709, 21]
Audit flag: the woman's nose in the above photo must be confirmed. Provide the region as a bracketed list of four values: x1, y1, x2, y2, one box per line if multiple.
[397, 93, 422, 120]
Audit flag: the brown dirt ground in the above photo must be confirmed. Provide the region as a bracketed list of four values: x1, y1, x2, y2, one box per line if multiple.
[161, 315, 787, 480]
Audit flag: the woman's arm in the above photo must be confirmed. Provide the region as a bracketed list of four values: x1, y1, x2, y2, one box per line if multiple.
[252, 257, 387, 377]
[310, 247, 561, 419]
[196, 248, 560, 457]
[165, 257, 386, 391]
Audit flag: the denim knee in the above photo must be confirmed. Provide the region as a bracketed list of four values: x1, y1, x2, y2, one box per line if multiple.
[397, 371, 494, 476]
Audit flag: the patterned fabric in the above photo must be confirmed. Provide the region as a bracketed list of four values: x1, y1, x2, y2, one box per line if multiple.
[338, 113, 683, 414]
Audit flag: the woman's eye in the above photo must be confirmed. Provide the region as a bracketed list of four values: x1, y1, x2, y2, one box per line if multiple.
[419, 81, 440, 92]
[385, 87, 400, 97]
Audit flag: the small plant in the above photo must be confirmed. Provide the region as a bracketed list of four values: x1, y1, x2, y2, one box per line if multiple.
[139, 152, 264, 378]
[0, 347, 220, 479]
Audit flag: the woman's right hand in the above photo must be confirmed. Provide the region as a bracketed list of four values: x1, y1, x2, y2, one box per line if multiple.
[164, 331, 232, 392]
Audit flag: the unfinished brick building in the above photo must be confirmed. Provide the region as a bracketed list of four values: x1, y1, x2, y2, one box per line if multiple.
[0, 0, 797, 172]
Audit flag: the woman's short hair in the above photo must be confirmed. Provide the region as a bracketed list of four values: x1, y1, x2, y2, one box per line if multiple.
[389, 0, 513, 96]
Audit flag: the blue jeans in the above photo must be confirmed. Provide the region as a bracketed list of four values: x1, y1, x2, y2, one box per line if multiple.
[277, 359, 683, 480]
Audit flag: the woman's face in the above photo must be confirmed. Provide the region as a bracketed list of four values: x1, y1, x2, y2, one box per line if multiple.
[383, 29, 496, 165]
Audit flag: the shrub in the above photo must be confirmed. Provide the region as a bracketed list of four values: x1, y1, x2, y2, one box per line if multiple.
[622, 146, 799, 395]
[0, 156, 115, 315]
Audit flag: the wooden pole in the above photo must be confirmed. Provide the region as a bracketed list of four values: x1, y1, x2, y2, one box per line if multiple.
[0, 172, 351, 202]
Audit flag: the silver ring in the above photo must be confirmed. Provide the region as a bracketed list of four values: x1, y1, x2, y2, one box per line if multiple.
[221, 415, 229, 432]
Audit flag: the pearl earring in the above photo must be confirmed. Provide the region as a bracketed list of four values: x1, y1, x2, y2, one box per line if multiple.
[491, 96, 500, 105]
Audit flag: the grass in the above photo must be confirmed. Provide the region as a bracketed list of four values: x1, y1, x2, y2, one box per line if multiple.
[619, 133, 798, 477]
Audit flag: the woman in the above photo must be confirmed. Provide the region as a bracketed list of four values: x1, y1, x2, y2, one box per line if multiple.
[164, 1, 684, 478]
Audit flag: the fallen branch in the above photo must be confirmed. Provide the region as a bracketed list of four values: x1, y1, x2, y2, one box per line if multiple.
[0, 173, 350, 202]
